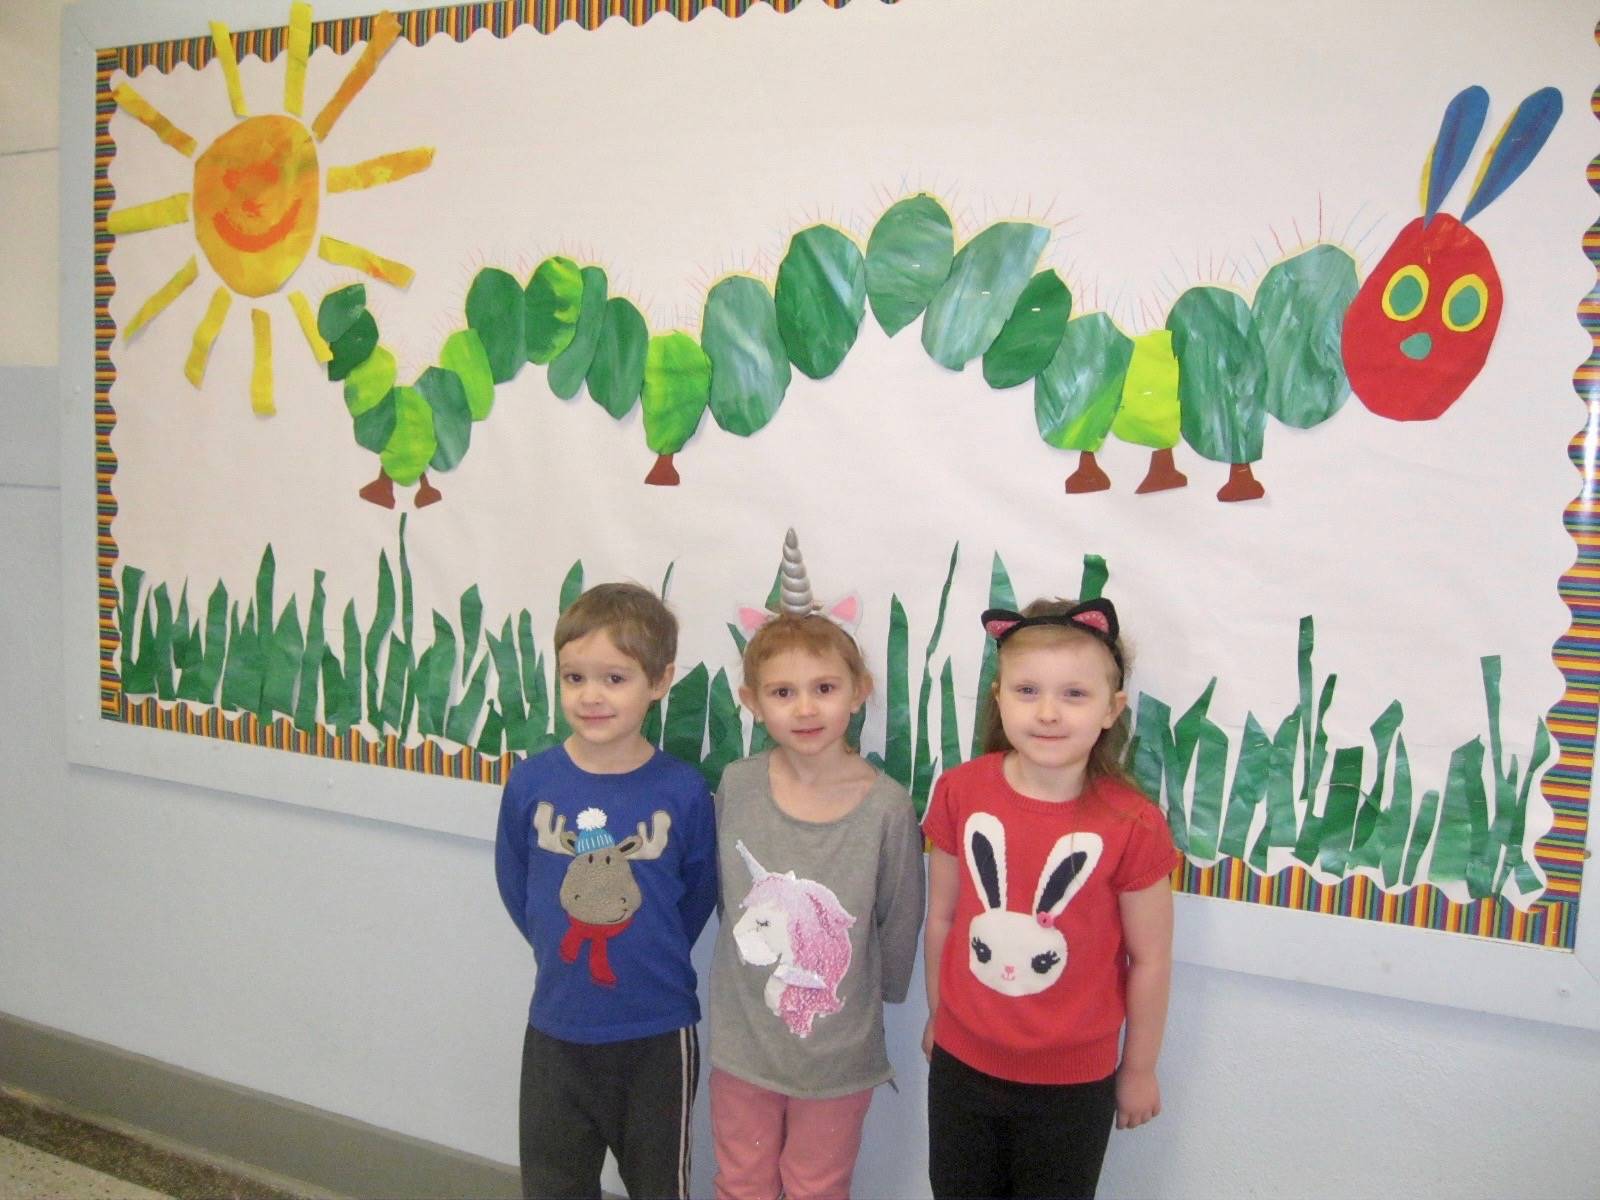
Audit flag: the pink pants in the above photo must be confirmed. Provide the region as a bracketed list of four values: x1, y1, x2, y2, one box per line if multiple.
[710, 1067, 875, 1200]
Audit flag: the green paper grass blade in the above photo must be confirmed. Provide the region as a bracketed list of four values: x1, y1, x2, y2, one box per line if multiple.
[866, 194, 954, 336]
[365, 551, 395, 728]
[517, 611, 540, 713]
[459, 585, 482, 684]
[1035, 314, 1133, 452]
[377, 636, 411, 735]
[704, 275, 791, 436]
[1187, 721, 1229, 861]
[1315, 746, 1364, 874]
[397, 514, 413, 648]
[465, 268, 525, 383]
[937, 658, 960, 812]
[641, 332, 710, 455]
[1351, 701, 1403, 867]
[971, 553, 1017, 759]
[292, 571, 328, 732]
[254, 545, 276, 647]
[379, 387, 438, 487]
[1078, 554, 1108, 603]
[912, 544, 960, 803]
[549, 266, 609, 399]
[982, 269, 1072, 389]
[1169, 286, 1268, 464]
[320, 649, 348, 736]
[775, 225, 866, 380]
[1403, 786, 1439, 887]
[417, 366, 472, 473]
[588, 297, 649, 419]
[440, 329, 495, 421]
[1131, 694, 1183, 849]
[1429, 740, 1482, 886]
[922, 222, 1049, 370]
[1253, 244, 1357, 429]
[488, 618, 530, 752]
[177, 580, 228, 704]
[220, 602, 263, 717]
[702, 668, 745, 790]
[1218, 714, 1271, 859]
[553, 561, 584, 741]
[477, 702, 504, 757]
[333, 599, 362, 732]
[414, 612, 457, 737]
[117, 567, 147, 691]
[446, 655, 489, 746]
[884, 595, 911, 788]
[660, 562, 675, 602]
[664, 663, 710, 765]
[847, 706, 866, 752]
[151, 583, 176, 701]
[1377, 734, 1414, 888]
[524, 256, 584, 366]
[643, 701, 663, 747]
[1253, 712, 1301, 866]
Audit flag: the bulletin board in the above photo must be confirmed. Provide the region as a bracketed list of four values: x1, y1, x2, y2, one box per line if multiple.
[58, 0, 1600, 1026]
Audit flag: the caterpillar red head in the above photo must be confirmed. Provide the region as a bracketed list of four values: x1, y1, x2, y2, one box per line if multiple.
[1342, 85, 1562, 422]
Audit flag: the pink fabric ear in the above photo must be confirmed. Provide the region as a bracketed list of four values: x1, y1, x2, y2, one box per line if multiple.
[827, 594, 861, 628]
[985, 618, 1021, 640]
[1072, 611, 1110, 635]
[738, 607, 776, 636]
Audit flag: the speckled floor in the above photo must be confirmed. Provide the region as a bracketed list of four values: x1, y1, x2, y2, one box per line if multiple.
[0, 1089, 318, 1200]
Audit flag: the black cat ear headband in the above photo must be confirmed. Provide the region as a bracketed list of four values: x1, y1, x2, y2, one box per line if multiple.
[981, 598, 1124, 684]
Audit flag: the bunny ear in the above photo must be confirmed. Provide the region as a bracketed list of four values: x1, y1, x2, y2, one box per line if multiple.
[1034, 832, 1103, 919]
[1422, 85, 1488, 224]
[738, 606, 777, 636]
[1460, 86, 1563, 223]
[964, 812, 1007, 912]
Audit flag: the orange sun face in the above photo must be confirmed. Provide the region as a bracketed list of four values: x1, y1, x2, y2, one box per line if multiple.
[193, 114, 320, 297]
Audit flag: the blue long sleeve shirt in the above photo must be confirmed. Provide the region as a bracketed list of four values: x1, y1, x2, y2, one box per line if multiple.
[495, 744, 719, 1043]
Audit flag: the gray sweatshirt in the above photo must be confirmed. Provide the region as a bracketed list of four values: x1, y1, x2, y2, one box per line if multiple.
[709, 753, 926, 1098]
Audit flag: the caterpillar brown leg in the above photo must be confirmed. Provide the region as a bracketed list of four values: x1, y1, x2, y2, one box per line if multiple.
[1064, 451, 1111, 494]
[415, 473, 443, 508]
[1217, 462, 1265, 503]
[359, 469, 396, 509]
[1134, 448, 1187, 494]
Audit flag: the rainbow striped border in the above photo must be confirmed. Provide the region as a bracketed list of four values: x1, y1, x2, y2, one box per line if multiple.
[94, 2, 1593, 949]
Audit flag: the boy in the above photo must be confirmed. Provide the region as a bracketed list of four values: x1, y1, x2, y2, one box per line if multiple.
[495, 582, 718, 1199]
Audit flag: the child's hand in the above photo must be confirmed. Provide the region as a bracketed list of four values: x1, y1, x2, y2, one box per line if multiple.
[921, 1016, 935, 1061]
[1115, 1066, 1161, 1129]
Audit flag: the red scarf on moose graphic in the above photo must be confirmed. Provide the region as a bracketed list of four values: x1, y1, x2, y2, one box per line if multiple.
[560, 916, 635, 987]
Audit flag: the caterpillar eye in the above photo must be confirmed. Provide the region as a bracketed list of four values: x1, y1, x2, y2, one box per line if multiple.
[1031, 949, 1061, 974]
[971, 936, 992, 964]
[1381, 265, 1428, 322]
[1442, 274, 1489, 332]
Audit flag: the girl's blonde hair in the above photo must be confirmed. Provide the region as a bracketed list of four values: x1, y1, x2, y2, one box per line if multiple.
[980, 597, 1133, 785]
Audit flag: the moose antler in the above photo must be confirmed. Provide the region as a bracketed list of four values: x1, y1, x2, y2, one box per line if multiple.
[625, 811, 673, 861]
[533, 801, 575, 856]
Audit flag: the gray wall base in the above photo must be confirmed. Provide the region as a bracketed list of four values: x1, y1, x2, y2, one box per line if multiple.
[0, 1010, 519, 1199]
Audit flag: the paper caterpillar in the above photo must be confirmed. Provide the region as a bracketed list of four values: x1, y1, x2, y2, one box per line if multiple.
[317, 85, 1560, 508]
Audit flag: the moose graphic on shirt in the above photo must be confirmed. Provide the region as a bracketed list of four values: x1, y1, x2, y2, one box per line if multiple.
[963, 812, 1103, 997]
[731, 840, 855, 1038]
[534, 801, 671, 988]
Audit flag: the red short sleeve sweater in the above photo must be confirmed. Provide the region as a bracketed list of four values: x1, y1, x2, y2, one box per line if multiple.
[922, 753, 1178, 1085]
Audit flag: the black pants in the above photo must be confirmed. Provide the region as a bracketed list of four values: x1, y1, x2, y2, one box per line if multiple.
[519, 1023, 699, 1200]
[927, 1045, 1117, 1200]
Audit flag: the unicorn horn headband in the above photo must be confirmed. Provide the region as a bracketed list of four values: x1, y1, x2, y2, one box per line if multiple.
[779, 528, 819, 616]
[981, 598, 1125, 682]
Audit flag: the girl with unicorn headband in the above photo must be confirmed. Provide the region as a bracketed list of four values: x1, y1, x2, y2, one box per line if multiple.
[708, 530, 926, 1200]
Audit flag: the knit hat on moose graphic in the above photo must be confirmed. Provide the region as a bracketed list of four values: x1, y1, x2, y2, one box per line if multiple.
[573, 808, 616, 855]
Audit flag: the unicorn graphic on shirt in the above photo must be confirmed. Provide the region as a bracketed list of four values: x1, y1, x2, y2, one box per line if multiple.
[731, 840, 855, 1038]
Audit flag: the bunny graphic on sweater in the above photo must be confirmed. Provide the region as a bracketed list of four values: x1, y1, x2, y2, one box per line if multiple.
[962, 812, 1103, 997]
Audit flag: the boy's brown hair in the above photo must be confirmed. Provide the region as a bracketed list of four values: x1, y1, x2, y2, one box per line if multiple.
[554, 582, 677, 683]
[979, 597, 1133, 785]
[741, 613, 873, 696]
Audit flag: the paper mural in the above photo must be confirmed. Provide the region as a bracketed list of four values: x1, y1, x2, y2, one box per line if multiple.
[89, 0, 1596, 954]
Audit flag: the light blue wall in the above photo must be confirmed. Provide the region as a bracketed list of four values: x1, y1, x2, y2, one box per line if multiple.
[3, 3, 1598, 1196]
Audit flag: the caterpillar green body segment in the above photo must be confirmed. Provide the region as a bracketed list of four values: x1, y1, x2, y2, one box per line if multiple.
[353, 388, 397, 454]
[642, 332, 712, 455]
[588, 297, 649, 418]
[922, 222, 1050, 370]
[548, 266, 610, 400]
[703, 275, 791, 436]
[344, 345, 396, 419]
[416, 366, 471, 471]
[440, 330, 495, 421]
[525, 256, 584, 366]
[775, 225, 867, 380]
[984, 268, 1073, 389]
[1112, 330, 1181, 450]
[381, 386, 438, 486]
[865, 194, 955, 337]
[1169, 286, 1268, 464]
[1035, 313, 1133, 451]
[466, 268, 525, 383]
[1253, 243, 1359, 429]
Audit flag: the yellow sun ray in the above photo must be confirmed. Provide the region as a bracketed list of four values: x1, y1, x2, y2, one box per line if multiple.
[185, 288, 233, 388]
[327, 147, 435, 193]
[124, 256, 198, 340]
[284, 3, 313, 117]
[111, 84, 197, 156]
[107, 193, 191, 235]
[287, 291, 333, 363]
[311, 10, 400, 142]
[318, 235, 415, 288]
[208, 22, 248, 118]
[251, 309, 276, 415]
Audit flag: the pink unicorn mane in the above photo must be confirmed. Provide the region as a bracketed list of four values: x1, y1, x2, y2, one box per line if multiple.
[745, 873, 855, 1037]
